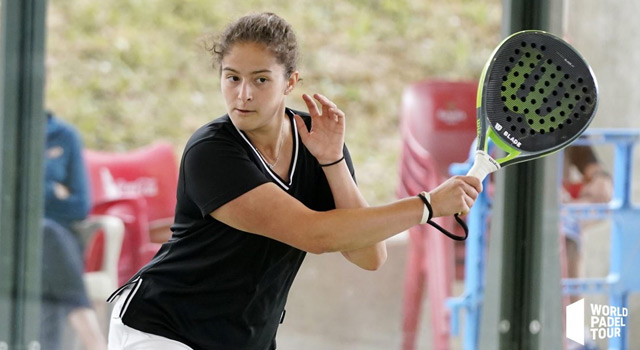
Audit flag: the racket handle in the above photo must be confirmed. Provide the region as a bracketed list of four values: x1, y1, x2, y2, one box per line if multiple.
[466, 150, 500, 181]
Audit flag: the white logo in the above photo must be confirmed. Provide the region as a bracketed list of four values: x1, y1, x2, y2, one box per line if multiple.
[566, 299, 628, 345]
[566, 299, 585, 345]
[502, 130, 522, 148]
[495, 123, 503, 131]
[99, 167, 159, 199]
[436, 109, 467, 125]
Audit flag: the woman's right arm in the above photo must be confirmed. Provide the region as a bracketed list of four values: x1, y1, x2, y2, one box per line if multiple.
[211, 175, 481, 254]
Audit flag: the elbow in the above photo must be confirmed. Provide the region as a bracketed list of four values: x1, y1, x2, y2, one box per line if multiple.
[341, 245, 388, 271]
[359, 261, 383, 271]
[364, 263, 382, 271]
[305, 244, 328, 255]
[360, 251, 388, 271]
[303, 237, 389, 271]
[373, 252, 388, 270]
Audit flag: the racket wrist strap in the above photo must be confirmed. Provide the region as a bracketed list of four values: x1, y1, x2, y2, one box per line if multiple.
[429, 214, 469, 241]
[467, 150, 501, 181]
[418, 191, 468, 241]
[417, 191, 433, 224]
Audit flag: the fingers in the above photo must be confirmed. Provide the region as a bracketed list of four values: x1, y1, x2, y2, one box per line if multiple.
[457, 182, 475, 217]
[313, 93, 337, 109]
[302, 93, 337, 117]
[327, 107, 344, 122]
[314, 94, 345, 122]
[429, 175, 483, 217]
[458, 176, 482, 210]
[314, 94, 336, 120]
[449, 176, 482, 201]
[302, 93, 321, 118]
[460, 175, 483, 194]
[302, 93, 345, 122]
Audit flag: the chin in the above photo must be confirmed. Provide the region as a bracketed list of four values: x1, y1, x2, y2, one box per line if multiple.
[228, 113, 255, 132]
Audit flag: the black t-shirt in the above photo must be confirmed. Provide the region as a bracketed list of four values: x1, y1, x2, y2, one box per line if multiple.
[109, 108, 355, 350]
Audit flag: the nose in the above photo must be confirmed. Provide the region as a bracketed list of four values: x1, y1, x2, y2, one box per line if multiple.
[238, 81, 253, 102]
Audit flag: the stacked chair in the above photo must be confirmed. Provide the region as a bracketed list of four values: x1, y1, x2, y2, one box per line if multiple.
[397, 80, 478, 350]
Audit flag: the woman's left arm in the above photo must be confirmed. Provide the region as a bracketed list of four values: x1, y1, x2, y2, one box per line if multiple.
[321, 160, 387, 270]
[295, 93, 386, 270]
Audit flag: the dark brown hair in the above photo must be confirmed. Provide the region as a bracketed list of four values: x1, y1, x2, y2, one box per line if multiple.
[210, 12, 299, 78]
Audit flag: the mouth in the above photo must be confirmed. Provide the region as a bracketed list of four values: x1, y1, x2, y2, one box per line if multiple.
[234, 108, 255, 115]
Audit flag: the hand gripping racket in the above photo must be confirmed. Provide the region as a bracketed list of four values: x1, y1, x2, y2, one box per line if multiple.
[430, 30, 598, 241]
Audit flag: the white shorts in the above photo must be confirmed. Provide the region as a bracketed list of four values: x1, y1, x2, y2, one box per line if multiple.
[108, 284, 193, 350]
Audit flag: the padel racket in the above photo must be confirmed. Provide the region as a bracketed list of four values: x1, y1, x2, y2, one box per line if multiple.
[430, 30, 598, 241]
[469, 30, 598, 179]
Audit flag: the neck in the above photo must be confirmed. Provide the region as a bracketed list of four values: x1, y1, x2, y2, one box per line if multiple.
[248, 113, 290, 167]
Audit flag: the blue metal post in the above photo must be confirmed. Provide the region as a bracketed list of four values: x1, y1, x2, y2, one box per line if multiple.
[462, 181, 490, 350]
[607, 140, 635, 350]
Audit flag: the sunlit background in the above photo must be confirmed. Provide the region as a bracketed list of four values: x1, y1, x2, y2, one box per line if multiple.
[44, 0, 501, 205]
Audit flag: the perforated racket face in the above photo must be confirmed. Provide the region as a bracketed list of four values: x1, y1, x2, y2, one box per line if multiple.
[482, 31, 597, 155]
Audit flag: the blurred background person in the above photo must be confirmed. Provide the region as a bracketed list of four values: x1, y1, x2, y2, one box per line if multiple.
[562, 144, 613, 302]
[40, 111, 107, 350]
[562, 145, 612, 350]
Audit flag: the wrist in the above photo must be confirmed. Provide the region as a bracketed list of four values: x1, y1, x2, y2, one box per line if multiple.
[417, 191, 433, 224]
[319, 155, 345, 167]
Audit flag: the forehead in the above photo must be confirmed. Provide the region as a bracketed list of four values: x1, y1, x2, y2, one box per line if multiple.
[221, 42, 283, 73]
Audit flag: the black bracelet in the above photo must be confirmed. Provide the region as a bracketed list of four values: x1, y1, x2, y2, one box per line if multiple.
[319, 156, 345, 167]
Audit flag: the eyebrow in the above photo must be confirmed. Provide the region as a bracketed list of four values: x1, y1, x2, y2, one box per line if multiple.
[222, 67, 273, 75]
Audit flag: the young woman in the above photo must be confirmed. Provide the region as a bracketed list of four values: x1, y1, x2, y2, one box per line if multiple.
[107, 12, 482, 350]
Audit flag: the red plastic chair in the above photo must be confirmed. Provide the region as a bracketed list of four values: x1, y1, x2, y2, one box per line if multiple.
[399, 80, 477, 178]
[399, 134, 456, 350]
[76, 215, 124, 302]
[398, 80, 477, 350]
[83, 142, 178, 285]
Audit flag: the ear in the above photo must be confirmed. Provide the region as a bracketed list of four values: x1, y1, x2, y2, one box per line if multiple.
[285, 71, 299, 95]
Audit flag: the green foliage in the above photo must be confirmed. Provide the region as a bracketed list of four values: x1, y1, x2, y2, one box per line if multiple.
[46, 0, 500, 204]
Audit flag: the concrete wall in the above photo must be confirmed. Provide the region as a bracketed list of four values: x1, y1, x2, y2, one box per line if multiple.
[565, 0, 640, 130]
[565, 1, 640, 349]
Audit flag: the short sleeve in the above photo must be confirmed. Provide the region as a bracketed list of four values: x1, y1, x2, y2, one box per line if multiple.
[183, 138, 270, 217]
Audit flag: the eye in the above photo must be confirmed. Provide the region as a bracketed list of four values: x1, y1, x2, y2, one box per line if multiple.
[256, 77, 268, 83]
[226, 75, 240, 82]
